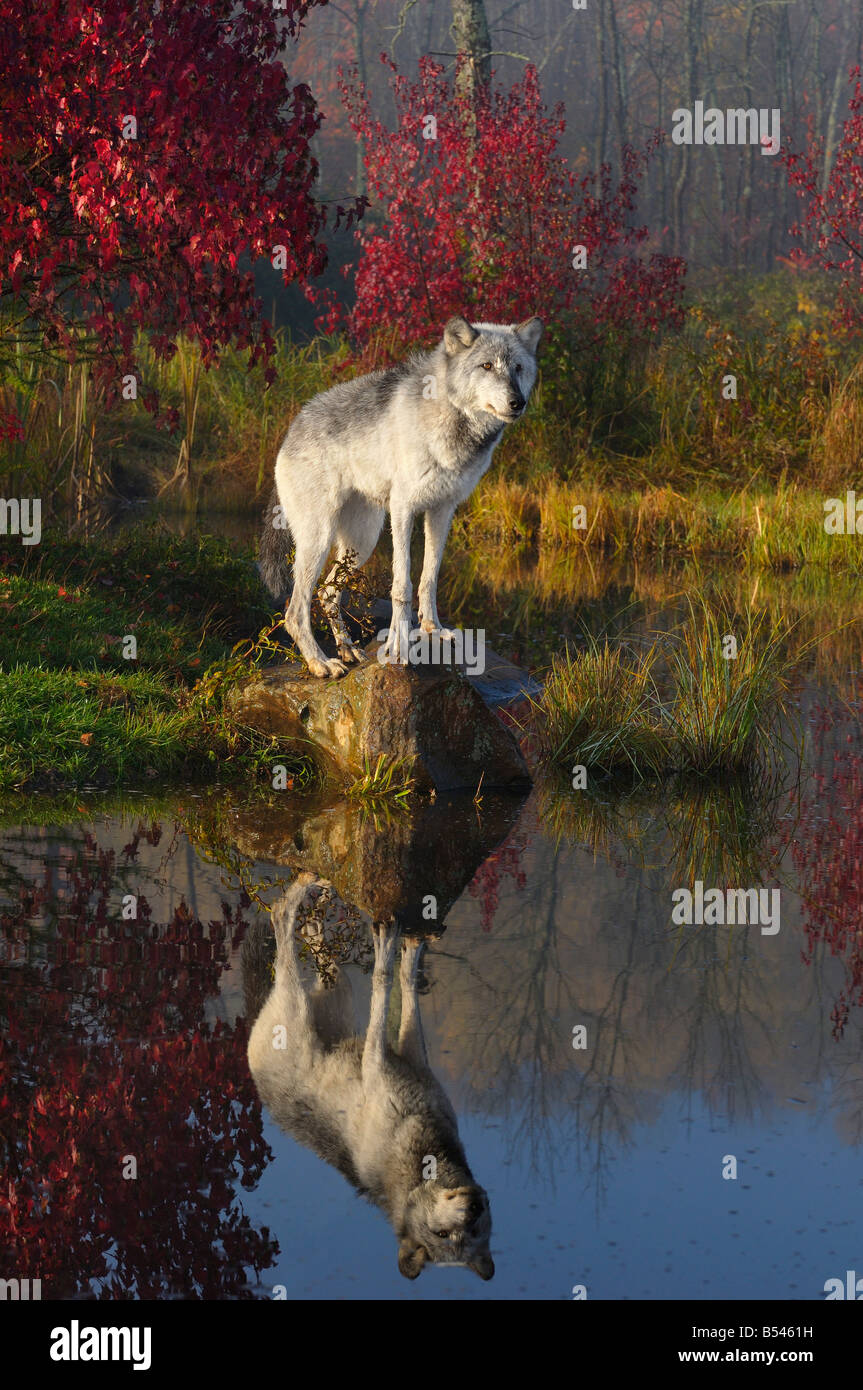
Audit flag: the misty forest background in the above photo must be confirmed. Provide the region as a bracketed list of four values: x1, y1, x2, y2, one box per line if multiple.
[4, 0, 863, 555]
[304, 0, 861, 276]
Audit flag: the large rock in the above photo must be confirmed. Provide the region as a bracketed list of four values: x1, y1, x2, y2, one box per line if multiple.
[229, 635, 532, 793]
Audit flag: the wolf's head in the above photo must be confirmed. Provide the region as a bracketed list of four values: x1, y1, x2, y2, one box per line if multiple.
[442, 315, 542, 424]
[397, 1181, 494, 1280]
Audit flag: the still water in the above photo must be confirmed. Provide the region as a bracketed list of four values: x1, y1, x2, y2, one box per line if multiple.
[2, 540, 862, 1300]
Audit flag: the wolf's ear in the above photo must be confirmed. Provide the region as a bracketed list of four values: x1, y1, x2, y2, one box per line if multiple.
[468, 1252, 495, 1281]
[443, 316, 478, 354]
[514, 316, 543, 354]
[398, 1239, 429, 1280]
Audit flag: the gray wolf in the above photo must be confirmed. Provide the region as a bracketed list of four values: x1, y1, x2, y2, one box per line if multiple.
[246, 875, 494, 1280]
[258, 315, 543, 677]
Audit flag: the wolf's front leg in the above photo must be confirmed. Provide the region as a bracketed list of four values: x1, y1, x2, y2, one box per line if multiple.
[362, 921, 399, 1081]
[381, 506, 414, 665]
[418, 503, 458, 640]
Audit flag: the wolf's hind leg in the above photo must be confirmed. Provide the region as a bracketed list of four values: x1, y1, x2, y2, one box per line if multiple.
[285, 524, 347, 679]
[264, 880, 325, 1057]
[324, 503, 386, 664]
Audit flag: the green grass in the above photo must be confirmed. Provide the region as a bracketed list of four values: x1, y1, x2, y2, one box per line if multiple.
[531, 598, 801, 782]
[0, 528, 319, 793]
[346, 752, 417, 805]
[668, 599, 798, 776]
[528, 635, 666, 776]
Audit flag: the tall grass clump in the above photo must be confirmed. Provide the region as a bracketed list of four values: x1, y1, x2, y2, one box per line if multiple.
[532, 601, 803, 781]
[347, 753, 416, 805]
[668, 598, 798, 776]
[531, 635, 665, 777]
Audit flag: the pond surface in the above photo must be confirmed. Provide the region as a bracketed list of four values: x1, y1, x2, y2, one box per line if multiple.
[2, 534, 862, 1300]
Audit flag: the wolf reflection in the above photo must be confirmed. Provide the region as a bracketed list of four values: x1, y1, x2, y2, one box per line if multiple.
[246, 874, 494, 1281]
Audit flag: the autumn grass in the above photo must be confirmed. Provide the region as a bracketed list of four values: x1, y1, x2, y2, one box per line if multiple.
[0, 328, 350, 505]
[530, 634, 666, 776]
[451, 475, 863, 572]
[668, 600, 799, 776]
[0, 528, 319, 793]
[530, 598, 801, 781]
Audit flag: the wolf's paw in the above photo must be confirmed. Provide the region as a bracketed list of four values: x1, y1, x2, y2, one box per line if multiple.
[307, 656, 347, 679]
[403, 930, 442, 947]
[381, 622, 411, 666]
[337, 640, 365, 665]
[420, 620, 458, 642]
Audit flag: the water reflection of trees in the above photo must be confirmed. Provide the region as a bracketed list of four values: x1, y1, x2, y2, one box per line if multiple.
[5, 734, 862, 1270]
[0, 825, 276, 1298]
[793, 702, 863, 1040]
[443, 766, 862, 1196]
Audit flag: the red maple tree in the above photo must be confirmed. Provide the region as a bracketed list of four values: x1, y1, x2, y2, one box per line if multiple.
[0, 0, 353, 427]
[782, 66, 863, 332]
[314, 56, 685, 350]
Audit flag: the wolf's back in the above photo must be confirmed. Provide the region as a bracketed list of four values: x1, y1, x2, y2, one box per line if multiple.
[258, 482, 292, 603]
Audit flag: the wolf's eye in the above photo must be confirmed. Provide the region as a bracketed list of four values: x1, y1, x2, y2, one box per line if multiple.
[436, 1230, 449, 1239]
[514, 363, 523, 374]
[481, 362, 493, 371]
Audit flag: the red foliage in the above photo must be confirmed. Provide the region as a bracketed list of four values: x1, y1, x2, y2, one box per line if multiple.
[317, 56, 685, 349]
[792, 706, 863, 1039]
[0, 828, 276, 1298]
[468, 835, 528, 933]
[0, 0, 351, 421]
[0, 409, 23, 442]
[782, 67, 863, 332]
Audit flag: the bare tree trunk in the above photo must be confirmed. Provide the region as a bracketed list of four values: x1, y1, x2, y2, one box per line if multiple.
[823, 3, 854, 193]
[353, 0, 369, 197]
[606, 0, 628, 153]
[593, 0, 610, 170]
[672, 0, 699, 258]
[773, 3, 794, 266]
[450, 0, 491, 104]
[737, 1, 758, 263]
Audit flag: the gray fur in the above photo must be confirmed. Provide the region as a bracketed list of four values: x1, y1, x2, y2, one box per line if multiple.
[259, 315, 543, 676]
[247, 877, 494, 1280]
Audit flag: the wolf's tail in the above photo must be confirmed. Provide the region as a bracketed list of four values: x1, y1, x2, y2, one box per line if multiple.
[258, 483, 293, 604]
